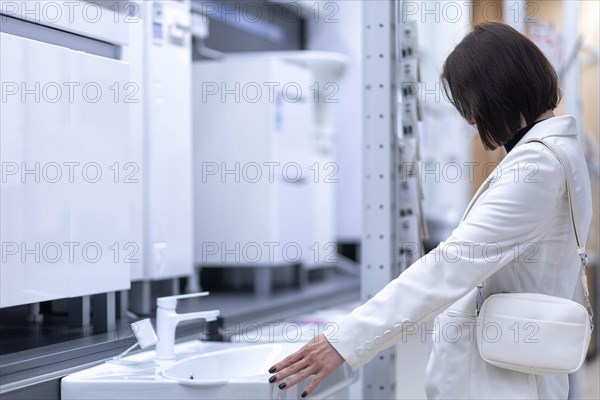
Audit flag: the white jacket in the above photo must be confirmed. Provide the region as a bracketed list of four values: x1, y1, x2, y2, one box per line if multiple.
[327, 115, 593, 399]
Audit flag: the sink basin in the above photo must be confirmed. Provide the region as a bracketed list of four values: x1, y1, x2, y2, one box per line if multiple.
[61, 340, 356, 399]
[161, 344, 286, 386]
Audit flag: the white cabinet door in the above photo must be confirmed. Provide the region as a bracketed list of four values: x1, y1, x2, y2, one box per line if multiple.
[69, 51, 132, 297]
[144, 0, 193, 279]
[0, 33, 71, 307]
[271, 63, 314, 266]
[193, 58, 316, 267]
[193, 59, 286, 266]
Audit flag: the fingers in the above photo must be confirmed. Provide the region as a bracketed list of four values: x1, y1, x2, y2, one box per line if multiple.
[302, 372, 326, 398]
[267, 335, 345, 397]
[277, 364, 317, 389]
[269, 347, 304, 374]
[271, 357, 310, 383]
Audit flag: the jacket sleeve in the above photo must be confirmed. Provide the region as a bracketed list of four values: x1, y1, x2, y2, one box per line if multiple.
[325, 143, 564, 370]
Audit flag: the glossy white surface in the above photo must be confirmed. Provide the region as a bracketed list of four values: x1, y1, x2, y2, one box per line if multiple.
[61, 340, 357, 399]
[0, 33, 131, 307]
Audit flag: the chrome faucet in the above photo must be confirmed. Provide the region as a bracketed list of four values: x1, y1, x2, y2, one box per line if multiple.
[155, 292, 220, 360]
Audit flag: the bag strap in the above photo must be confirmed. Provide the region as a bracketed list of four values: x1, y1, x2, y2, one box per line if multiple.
[467, 137, 593, 330]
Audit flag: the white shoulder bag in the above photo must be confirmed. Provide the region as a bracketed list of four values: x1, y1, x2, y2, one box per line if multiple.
[470, 137, 594, 375]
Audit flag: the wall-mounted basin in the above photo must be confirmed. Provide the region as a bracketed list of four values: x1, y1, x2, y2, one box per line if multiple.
[61, 340, 356, 399]
[161, 343, 286, 386]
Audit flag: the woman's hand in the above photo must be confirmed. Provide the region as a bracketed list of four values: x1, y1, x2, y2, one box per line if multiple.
[267, 334, 344, 398]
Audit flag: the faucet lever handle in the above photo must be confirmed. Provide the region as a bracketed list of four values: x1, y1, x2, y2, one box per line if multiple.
[157, 291, 210, 309]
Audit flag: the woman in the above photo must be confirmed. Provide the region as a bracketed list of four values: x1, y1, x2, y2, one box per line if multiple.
[268, 22, 593, 399]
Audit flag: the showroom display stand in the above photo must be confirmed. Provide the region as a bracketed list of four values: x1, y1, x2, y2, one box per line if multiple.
[361, 1, 426, 398]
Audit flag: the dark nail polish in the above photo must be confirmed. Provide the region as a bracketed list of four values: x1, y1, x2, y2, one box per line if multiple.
[278, 382, 286, 390]
[268, 366, 276, 373]
[301, 391, 307, 398]
[268, 376, 276, 383]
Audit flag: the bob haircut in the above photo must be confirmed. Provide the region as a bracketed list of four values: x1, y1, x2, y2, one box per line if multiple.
[441, 22, 561, 150]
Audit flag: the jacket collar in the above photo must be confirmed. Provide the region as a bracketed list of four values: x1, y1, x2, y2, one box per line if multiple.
[461, 115, 579, 221]
[509, 115, 578, 151]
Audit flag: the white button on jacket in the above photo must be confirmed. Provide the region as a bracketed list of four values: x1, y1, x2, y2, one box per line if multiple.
[326, 116, 593, 399]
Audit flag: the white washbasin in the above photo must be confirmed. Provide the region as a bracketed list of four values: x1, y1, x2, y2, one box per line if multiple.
[61, 340, 356, 399]
[161, 344, 284, 385]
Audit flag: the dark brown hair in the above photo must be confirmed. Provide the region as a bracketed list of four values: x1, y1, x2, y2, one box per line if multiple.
[441, 22, 561, 150]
